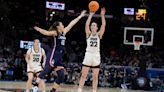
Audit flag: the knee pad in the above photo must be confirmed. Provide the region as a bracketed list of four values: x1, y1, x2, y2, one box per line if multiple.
[55, 69, 65, 84]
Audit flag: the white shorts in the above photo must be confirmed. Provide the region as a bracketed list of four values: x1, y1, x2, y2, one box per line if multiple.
[82, 52, 101, 67]
[27, 64, 42, 73]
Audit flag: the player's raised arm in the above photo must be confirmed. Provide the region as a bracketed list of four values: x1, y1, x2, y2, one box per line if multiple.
[34, 26, 57, 37]
[64, 10, 86, 34]
[98, 8, 106, 39]
[85, 12, 94, 38]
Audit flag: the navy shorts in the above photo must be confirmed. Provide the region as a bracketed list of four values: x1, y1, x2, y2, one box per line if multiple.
[38, 48, 63, 79]
[45, 48, 63, 68]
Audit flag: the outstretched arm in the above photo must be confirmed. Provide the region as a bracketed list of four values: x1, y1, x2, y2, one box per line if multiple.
[64, 10, 86, 34]
[98, 8, 106, 39]
[34, 26, 57, 37]
[85, 12, 94, 38]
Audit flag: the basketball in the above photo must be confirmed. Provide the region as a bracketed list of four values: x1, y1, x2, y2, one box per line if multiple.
[32, 86, 39, 92]
[88, 1, 99, 12]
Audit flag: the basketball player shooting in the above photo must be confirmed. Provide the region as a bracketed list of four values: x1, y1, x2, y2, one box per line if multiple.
[78, 7, 106, 92]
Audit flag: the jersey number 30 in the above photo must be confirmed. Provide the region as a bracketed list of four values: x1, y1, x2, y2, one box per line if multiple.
[90, 41, 97, 47]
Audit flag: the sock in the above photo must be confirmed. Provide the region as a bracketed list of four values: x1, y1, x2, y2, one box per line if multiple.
[25, 89, 30, 92]
[78, 88, 82, 92]
[50, 88, 56, 92]
[93, 90, 96, 92]
[32, 81, 38, 86]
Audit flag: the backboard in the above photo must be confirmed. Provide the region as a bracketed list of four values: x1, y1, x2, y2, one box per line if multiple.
[124, 27, 154, 46]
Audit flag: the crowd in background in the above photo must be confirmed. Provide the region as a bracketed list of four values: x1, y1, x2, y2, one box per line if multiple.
[0, 0, 164, 91]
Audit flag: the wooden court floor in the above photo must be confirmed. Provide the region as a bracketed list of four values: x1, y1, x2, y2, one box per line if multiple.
[0, 81, 153, 92]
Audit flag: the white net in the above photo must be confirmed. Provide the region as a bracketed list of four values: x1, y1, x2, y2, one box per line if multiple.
[134, 41, 141, 50]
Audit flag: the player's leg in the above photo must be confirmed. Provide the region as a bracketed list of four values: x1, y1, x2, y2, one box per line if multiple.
[78, 52, 92, 92]
[50, 66, 65, 92]
[92, 53, 100, 92]
[50, 51, 66, 92]
[92, 67, 100, 92]
[26, 72, 34, 92]
[33, 66, 52, 88]
[78, 66, 90, 92]
[36, 71, 46, 92]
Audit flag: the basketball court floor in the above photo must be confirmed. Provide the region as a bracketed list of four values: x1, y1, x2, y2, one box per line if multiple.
[0, 81, 154, 92]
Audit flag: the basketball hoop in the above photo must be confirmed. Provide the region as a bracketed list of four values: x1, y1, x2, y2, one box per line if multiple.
[134, 41, 141, 50]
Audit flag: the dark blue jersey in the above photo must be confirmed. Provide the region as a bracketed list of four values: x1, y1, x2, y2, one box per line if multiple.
[46, 32, 66, 67]
[54, 33, 66, 52]
[38, 33, 66, 79]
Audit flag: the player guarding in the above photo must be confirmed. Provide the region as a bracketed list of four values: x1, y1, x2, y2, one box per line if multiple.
[25, 39, 46, 92]
[78, 8, 106, 92]
[33, 10, 86, 92]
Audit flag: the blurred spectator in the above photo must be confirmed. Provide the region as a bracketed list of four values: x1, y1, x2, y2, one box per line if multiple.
[152, 76, 162, 91]
[13, 50, 23, 80]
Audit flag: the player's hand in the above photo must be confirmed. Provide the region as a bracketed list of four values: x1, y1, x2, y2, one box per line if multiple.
[34, 26, 40, 32]
[80, 10, 87, 17]
[100, 7, 106, 16]
[42, 62, 45, 69]
[89, 12, 95, 16]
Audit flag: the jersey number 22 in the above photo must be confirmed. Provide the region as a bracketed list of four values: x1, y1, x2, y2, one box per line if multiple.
[90, 41, 97, 47]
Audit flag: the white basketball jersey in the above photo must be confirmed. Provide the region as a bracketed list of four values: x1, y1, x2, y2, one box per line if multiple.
[29, 47, 43, 66]
[86, 33, 100, 52]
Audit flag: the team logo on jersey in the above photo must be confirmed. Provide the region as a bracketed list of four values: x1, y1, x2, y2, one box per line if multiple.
[90, 37, 97, 41]
[58, 34, 66, 46]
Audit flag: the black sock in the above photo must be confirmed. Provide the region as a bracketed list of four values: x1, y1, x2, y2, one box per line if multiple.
[50, 88, 56, 92]
[32, 81, 38, 86]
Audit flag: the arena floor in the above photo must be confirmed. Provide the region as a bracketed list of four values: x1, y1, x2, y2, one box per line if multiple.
[0, 81, 153, 92]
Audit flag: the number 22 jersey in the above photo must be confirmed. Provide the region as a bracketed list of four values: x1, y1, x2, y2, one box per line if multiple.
[86, 33, 100, 53]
